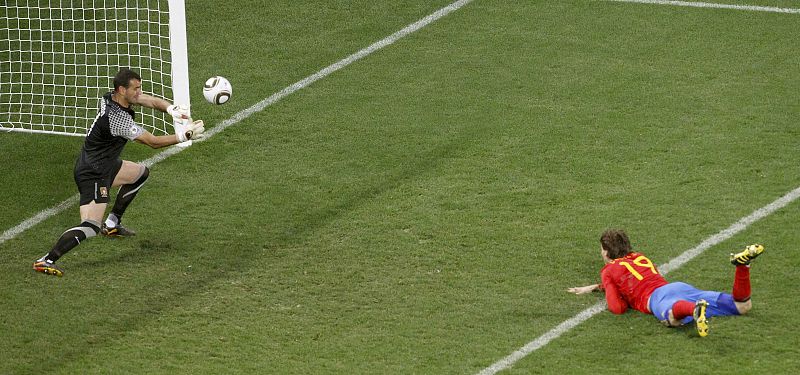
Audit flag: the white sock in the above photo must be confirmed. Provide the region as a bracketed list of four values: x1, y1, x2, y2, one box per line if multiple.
[105, 213, 120, 228]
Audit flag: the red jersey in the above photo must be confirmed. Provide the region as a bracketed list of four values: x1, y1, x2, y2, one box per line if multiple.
[600, 252, 668, 314]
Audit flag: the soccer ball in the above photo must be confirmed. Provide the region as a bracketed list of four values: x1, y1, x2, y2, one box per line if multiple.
[203, 76, 232, 105]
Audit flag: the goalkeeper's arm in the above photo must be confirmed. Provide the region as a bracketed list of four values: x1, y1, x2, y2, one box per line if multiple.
[132, 94, 200, 143]
[135, 121, 205, 148]
[132, 94, 189, 122]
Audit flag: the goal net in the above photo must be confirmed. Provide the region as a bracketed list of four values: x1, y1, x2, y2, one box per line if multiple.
[0, 0, 190, 137]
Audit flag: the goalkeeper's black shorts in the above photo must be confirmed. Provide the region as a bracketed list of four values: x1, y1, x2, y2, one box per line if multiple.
[74, 159, 123, 206]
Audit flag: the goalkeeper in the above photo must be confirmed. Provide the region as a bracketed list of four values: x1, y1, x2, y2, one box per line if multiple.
[33, 68, 204, 277]
[568, 229, 764, 337]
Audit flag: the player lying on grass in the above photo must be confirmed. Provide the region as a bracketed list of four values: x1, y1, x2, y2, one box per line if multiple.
[33, 68, 205, 277]
[568, 229, 764, 337]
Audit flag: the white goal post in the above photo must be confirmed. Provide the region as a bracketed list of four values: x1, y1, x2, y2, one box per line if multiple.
[0, 0, 190, 137]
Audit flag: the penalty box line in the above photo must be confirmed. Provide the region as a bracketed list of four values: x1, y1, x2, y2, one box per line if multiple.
[0, 0, 475, 246]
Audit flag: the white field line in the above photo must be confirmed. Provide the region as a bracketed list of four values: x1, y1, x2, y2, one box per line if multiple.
[603, 0, 800, 14]
[478, 186, 800, 375]
[0, 0, 475, 246]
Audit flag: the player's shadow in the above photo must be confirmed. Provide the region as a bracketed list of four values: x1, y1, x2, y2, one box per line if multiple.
[74, 236, 173, 267]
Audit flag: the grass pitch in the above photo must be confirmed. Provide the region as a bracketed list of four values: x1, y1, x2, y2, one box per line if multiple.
[2, 1, 799, 374]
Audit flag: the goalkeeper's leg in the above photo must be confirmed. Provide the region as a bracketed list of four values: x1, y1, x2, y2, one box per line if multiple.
[104, 162, 149, 236]
[34, 202, 104, 276]
[36, 220, 101, 262]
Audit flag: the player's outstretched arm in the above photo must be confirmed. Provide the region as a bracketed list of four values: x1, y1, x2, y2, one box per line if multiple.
[133, 93, 171, 112]
[133, 94, 190, 122]
[134, 130, 182, 149]
[134, 121, 205, 149]
[567, 284, 600, 295]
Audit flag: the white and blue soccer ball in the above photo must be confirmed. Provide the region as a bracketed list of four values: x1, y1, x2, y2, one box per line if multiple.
[203, 76, 232, 105]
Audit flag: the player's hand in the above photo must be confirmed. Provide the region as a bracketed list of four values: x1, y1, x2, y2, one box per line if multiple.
[177, 120, 205, 142]
[167, 104, 190, 121]
[567, 284, 599, 295]
[186, 120, 205, 140]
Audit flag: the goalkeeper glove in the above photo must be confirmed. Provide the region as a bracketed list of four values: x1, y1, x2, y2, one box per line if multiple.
[177, 120, 205, 142]
[167, 104, 190, 121]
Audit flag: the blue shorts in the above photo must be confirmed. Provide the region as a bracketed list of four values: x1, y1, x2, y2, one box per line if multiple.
[649, 282, 740, 324]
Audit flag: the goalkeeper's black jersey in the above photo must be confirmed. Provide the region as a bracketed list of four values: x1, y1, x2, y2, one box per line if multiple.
[75, 92, 145, 179]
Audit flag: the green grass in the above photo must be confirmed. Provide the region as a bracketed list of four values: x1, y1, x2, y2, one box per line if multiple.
[2, 0, 800, 374]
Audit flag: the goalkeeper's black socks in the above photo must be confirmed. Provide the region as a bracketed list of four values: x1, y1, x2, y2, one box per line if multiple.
[41, 220, 101, 262]
[108, 166, 149, 226]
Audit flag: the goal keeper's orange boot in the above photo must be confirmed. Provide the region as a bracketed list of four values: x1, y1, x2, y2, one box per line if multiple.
[101, 224, 136, 237]
[33, 260, 64, 277]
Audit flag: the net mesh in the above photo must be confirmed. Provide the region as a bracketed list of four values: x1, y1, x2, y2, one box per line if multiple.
[1, 0, 174, 136]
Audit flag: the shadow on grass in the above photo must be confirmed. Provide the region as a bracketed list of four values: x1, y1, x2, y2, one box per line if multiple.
[15, 125, 486, 372]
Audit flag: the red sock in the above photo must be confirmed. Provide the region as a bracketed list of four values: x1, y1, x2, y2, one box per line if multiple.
[732, 265, 751, 302]
[672, 300, 695, 320]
